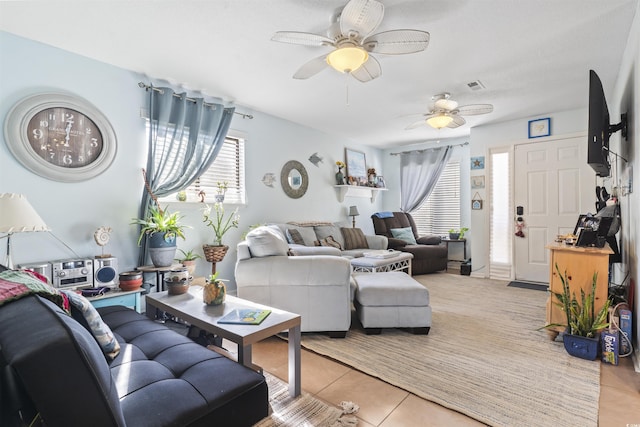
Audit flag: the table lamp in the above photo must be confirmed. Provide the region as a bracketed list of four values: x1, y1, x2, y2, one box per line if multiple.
[348, 206, 360, 228]
[0, 193, 50, 269]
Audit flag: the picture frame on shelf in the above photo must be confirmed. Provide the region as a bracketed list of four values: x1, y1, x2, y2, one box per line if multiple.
[376, 176, 386, 188]
[345, 148, 366, 184]
[528, 117, 551, 138]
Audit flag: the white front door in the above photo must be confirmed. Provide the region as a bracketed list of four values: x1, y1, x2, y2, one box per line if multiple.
[513, 135, 595, 282]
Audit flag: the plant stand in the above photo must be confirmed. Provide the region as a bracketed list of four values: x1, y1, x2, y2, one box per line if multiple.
[203, 244, 229, 275]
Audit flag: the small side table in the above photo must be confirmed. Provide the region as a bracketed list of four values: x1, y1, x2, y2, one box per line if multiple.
[442, 238, 467, 262]
[136, 264, 182, 292]
[87, 288, 143, 313]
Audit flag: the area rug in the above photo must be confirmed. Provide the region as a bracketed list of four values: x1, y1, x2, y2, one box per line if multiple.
[255, 372, 358, 427]
[507, 280, 549, 291]
[298, 273, 600, 427]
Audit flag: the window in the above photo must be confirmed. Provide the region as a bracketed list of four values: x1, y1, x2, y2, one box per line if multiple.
[411, 160, 461, 236]
[155, 132, 246, 204]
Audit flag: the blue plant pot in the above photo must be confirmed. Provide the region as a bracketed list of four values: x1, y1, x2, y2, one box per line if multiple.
[563, 333, 600, 360]
[149, 232, 177, 248]
[148, 232, 177, 267]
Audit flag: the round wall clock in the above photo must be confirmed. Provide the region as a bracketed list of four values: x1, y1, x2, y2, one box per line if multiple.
[4, 92, 117, 182]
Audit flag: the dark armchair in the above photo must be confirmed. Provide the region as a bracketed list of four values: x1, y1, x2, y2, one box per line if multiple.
[371, 211, 448, 275]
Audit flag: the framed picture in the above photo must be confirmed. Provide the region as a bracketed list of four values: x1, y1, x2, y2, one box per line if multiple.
[528, 118, 551, 138]
[471, 175, 485, 189]
[376, 176, 386, 188]
[345, 148, 367, 183]
[470, 156, 485, 170]
[472, 192, 483, 210]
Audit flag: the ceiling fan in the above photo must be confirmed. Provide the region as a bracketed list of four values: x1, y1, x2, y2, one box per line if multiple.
[406, 93, 494, 130]
[271, 0, 430, 83]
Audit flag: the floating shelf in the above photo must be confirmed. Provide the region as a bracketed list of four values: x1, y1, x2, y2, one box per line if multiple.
[334, 185, 387, 203]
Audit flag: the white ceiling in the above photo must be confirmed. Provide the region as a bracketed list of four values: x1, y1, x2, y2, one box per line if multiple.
[0, 0, 637, 148]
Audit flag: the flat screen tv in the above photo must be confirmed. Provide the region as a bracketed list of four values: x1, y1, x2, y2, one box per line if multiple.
[588, 70, 611, 177]
[588, 70, 628, 177]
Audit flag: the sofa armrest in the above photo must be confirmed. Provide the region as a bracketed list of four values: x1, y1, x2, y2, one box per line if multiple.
[237, 241, 252, 261]
[416, 235, 442, 245]
[386, 237, 408, 249]
[365, 234, 388, 250]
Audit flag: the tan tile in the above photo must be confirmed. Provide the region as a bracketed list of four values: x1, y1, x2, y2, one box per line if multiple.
[599, 383, 640, 427]
[380, 394, 486, 427]
[251, 336, 289, 371]
[600, 357, 640, 393]
[317, 369, 409, 426]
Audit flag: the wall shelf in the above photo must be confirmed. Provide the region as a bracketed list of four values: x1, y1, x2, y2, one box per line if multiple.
[334, 185, 387, 203]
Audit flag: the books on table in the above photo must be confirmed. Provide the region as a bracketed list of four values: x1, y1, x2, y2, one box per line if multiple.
[218, 309, 271, 325]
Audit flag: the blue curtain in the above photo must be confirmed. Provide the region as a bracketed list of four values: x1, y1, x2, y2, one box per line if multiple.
[399, 146, 451, 212]
[137, 85, 235, 266]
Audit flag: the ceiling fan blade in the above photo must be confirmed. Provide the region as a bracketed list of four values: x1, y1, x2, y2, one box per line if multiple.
[293, 55, 329, 79]
[405, 118, 428, 130]
[272, 31, 334, 47]
[447, 115, 466, 128]
[434, 98, 458, 111]
[364, 30, 430, 54]
[350, 55, 381, 82]
[457, 104, 494, 116]
[340, 0, 384, 39]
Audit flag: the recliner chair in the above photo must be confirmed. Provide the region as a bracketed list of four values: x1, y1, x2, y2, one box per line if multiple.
[371, 212, 448, 275]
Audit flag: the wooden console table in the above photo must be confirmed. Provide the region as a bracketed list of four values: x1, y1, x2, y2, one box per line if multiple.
[544, 242, 612, 340]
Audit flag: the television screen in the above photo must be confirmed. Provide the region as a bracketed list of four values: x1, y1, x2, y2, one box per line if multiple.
[588, 70, 611, 177]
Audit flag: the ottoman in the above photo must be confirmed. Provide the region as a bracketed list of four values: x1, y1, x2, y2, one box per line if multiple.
[353, 271, 431, 335]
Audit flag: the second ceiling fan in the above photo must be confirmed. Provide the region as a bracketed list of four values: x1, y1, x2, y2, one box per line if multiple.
[272, 0, 430, 83]
[406, 93, 494, 130]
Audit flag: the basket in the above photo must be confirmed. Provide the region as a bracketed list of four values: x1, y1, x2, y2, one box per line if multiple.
[203, 244, 229, 263]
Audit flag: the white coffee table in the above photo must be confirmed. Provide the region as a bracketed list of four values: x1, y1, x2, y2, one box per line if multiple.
[350, 250, 413, 275]
[144, 284, 301, 397]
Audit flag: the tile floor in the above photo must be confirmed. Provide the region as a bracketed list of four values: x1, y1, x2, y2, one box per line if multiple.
[247, 336, 640, 426]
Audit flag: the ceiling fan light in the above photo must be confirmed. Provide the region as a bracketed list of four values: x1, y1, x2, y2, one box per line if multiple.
[326, 47, 368, 73]
[427, 114, 453, 129]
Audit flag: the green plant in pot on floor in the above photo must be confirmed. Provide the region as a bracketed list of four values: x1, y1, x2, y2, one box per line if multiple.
[542, 264, 610, 360]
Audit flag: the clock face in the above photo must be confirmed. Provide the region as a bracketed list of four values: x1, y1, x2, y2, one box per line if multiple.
[26, 107, 104, 168]
[4, 93, 117, 182]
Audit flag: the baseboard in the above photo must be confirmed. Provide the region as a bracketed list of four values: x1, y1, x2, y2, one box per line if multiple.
[632, 348, 640, 373]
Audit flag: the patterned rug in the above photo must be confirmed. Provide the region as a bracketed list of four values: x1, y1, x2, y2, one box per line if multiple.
[297, 273, 600, 427]
[255, 373, 358, 426]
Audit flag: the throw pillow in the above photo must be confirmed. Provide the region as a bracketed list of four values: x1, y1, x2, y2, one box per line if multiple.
[246, 226, 290, 257]
[60, 290, 120, 360]
[286, 228, 305, 245]
[314, 225, 345, 249]
[341, 228, 369, 250]
[314, 235, 343, 250]
[390, 227, 417, 245]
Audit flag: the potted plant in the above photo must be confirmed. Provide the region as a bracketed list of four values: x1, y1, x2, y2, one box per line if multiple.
[131, 204, 187, 267]
[175, 248, 202, 276]
[542, 264, 610, 360]
[448, 227, 469, 240]
[214, 181, 228, 203]
[201, 202, 240, 272]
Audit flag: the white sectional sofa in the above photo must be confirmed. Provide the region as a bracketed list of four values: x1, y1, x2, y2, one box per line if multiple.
[235, 222, 387, 337]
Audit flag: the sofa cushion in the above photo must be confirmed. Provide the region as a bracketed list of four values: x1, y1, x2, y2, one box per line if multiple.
[283, 225, 317, 246]
[314, 225, 345, 248]
[391, 227, 418, 245]
[246, 226, 290, 257]
[341, 227, 369, 250]
[417, 235, 442, 245]
[286, 228, 305, 245]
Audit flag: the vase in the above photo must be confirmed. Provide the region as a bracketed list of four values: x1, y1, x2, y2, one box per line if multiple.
[203, 279, 226, 305]
[563, 333, 600, 360]
[214, 194, 225, 203]
[148, 232, 177, 267]
[335, 170, 345, 185]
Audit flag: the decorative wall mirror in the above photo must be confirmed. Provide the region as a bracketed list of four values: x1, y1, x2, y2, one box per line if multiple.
[280, 160, 308, 199]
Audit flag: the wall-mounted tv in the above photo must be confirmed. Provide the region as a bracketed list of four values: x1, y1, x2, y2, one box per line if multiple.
[588, 70, 627, 177]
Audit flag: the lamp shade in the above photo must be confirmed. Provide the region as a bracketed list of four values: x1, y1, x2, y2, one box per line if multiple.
[348, 206, 360, 217]
[0, 193, 50, 233]
[326, 46, 368, 73]
[427, 114, 453, 129]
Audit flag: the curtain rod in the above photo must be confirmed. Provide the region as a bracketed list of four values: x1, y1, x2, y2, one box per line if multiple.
[138, 82, 253, 119]
[389, 141, 469, 156]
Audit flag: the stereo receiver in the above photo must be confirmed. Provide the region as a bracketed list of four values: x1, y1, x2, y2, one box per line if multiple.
[51, 258, 94, 289]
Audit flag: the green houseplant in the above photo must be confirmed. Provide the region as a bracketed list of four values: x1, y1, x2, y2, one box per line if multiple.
[131, 204, 187, 267]
[175, 248, 202, 276]
[448, 227, 469, 240]
[543, 264, 610, 360]
[201, 202, 240, 272]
